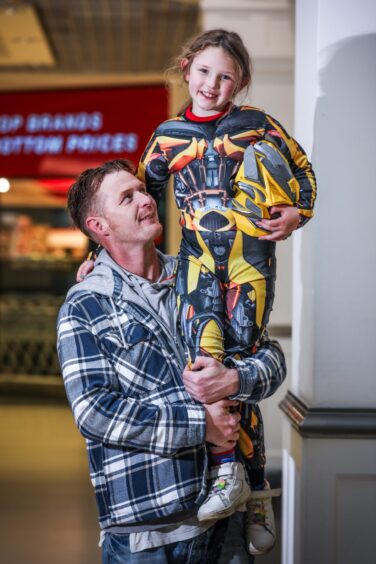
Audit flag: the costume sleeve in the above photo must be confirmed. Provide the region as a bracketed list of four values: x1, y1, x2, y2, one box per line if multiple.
[137, 129, 171, 205]
[225, 334, 286, 403]
[264, 113, 317, 226]
[57, 299, 206, 455]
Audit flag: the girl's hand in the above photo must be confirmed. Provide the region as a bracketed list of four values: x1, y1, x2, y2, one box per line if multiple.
[257, 205, 300, 241]
[76, 259, 95, 282]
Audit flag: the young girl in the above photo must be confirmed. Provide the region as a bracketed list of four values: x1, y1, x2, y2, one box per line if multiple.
[79, 29, 316, 556]
[137, 28, 316, 555]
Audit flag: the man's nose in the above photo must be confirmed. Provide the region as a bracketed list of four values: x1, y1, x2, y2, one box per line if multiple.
[137, 191, 153, 205]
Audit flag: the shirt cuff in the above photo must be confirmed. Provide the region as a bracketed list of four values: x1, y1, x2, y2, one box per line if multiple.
[186, 404, 206, 445]
[224, 357, 256, 402]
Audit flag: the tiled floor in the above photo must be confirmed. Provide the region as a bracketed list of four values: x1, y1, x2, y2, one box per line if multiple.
[0, 401, 281, 564]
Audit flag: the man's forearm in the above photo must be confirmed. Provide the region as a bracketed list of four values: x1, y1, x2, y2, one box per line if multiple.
[226, 337, 286, 403]
[182, 337, 286, 404]
[58, 303, 207, 455]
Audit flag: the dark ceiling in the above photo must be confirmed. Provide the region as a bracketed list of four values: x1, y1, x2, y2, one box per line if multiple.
[0, 0, 201, 81]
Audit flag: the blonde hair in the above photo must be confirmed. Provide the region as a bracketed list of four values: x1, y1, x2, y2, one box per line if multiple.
[166, 29, 252, 114]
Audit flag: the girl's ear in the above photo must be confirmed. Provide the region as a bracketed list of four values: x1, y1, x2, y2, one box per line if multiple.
[239, 77, 250, 93]
[180, 58, 190, 81]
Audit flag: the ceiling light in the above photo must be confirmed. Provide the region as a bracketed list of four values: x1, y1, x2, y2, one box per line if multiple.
[0, 177, 10, 193]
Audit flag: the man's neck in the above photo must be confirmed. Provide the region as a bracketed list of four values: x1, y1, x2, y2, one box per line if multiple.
[107, 242, 161, 282]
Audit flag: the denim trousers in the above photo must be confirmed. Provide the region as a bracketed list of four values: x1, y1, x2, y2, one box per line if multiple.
[102, 513, 255, 564]
[102, 528, 213, 564]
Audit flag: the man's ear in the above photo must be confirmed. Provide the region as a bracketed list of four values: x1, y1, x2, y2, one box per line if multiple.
[86, 215, 109, 239]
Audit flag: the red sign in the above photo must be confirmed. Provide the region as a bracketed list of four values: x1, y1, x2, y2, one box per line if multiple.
[0, 86, 168, 178]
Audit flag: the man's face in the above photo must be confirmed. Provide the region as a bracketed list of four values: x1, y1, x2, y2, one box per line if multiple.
[96, 170, 162, 246]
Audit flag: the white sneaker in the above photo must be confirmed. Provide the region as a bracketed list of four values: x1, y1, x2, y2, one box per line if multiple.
[246, 481, 281, 555]
[197, 461, 251, 522]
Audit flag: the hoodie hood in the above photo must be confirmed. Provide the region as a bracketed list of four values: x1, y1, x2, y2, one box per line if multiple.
[67, 248, 176, 301]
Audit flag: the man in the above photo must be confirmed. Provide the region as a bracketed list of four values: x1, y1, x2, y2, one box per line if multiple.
[57, 159, 286, 563]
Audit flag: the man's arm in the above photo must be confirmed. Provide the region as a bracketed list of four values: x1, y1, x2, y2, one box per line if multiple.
[57, 297, 241, 455]
[57, 298, 205, 456]
[182, 334, 286, 404]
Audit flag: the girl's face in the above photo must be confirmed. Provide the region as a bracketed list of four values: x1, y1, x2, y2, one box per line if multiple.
[183, 46, 239, 117]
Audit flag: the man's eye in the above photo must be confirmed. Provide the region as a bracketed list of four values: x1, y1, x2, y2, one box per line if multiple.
[122, 194, 132, 204]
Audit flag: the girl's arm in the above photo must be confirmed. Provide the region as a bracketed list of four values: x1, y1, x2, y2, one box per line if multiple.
[264, 113, 317, 228]
[137, 130, 171, 205]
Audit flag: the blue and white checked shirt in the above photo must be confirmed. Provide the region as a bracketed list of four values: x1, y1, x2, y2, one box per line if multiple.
[57, 250, 286, 530]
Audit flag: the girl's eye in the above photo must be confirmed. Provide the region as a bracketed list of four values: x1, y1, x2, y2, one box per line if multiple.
[222, 74, 232, 81]
[198, 68, 208, 74]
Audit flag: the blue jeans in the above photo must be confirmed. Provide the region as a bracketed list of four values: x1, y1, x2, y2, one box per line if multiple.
[102, 528, 213, 564]
[102, 514, 254, 564]
[218, 512, 255, 564]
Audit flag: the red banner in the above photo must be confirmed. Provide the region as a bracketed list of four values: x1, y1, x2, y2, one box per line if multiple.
[0, 86, 168, 178]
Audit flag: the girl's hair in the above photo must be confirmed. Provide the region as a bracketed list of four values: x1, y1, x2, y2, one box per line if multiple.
[167, 29, 252, 114]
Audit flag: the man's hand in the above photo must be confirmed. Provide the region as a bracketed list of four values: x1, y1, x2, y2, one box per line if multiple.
[183, 356, 239, 404]
[76, 258, 95, 282]
[257, 205, 300, 241]
[205, 399, 241, 449]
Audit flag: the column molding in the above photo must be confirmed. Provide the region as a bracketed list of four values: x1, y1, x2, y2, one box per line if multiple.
[280, 390, 376, 438]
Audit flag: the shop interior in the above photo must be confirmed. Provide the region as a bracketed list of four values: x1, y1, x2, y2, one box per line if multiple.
[0, 2, 288, 563]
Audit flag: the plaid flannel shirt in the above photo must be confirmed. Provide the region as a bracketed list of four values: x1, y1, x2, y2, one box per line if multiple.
[57, 254, 286, 530]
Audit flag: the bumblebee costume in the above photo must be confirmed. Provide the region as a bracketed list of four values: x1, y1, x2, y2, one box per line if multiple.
[138, 104, 316, 470]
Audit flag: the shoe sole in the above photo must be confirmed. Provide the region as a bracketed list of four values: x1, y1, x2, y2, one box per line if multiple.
[247, 540, 276, 556]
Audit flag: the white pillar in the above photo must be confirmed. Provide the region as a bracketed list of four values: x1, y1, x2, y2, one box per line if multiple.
[281, 1, 376, 563]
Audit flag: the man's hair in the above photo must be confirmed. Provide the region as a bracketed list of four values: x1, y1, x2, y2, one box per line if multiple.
[67, 159, 135, 239]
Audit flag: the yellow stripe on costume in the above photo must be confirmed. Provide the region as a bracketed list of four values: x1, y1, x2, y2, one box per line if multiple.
[239, 427, 254, 459]
[187, 259, 202, 295]
[228, 232, 266, 328]
[199, 319, 225, 362]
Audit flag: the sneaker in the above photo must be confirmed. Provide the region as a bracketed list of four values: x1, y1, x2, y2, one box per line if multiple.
[246, 481, 281, 555]
[197, 461, 251, 522]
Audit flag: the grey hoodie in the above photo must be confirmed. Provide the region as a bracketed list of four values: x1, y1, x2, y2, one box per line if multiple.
[67, 247, 186, 362]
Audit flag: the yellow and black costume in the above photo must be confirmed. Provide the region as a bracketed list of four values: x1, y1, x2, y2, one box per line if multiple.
[138, 104, 316, 473]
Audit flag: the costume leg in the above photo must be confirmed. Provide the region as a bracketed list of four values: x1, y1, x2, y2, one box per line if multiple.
[239, 404, 265, 482]
[226, 232, 276, 353]
[176, 255, 251, 523]
[175, 255, 226, 364]
[224, 232, 279, 555]
[223, 231, 276, 473]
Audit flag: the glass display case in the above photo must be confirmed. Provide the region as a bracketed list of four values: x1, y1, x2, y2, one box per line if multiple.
[0, 202, 89, 379]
